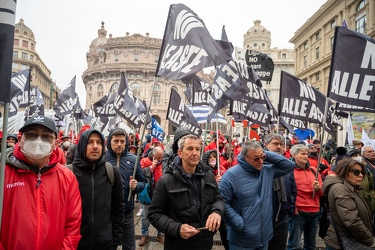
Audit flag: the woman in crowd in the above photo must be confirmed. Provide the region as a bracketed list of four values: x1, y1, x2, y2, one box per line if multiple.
[323, 157, 375, 249]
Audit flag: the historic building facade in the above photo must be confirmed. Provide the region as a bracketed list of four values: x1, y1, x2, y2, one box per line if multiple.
[82, 22, 213, 135]
[289, 0, 375, 144]
[12, 19, 59, 109]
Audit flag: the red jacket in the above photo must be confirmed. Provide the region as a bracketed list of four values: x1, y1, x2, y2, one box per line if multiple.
[0, 145, 82, 250]
[219, 153, 238, 170]
[140, 157, 163, 184]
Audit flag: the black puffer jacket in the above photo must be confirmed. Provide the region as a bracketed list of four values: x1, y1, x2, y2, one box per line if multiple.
[105, 128, 145, 213]
[72, 129, 125, 250]
[148, 156, 225, 250]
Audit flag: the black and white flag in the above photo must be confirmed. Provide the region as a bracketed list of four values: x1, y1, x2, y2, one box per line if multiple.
[54, 76, 79, 117]
[166, 88, 202, 136]
[231, 101, 272, 128]
[93, 92, 117, 117]
[114, 72, 146, 118]
[8, 69, 31, 117]
[328, 26, 375, 109]
[183, 75, 212, 106]
[156, 4, 231, 80]
[0, 0, 17, 103]
[235, 47, 275, 81]
[27, 87, 44, 118]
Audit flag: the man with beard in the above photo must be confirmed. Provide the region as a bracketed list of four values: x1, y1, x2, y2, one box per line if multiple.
[263, 133, 296, 250]
[71, 129, 125, 250]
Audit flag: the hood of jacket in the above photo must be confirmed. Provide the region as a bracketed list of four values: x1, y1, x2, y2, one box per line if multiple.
[202, 150, 219, 170]
[72, 129, 106, 168]
[322, 174, 344, 196]
[106, 128, 130, 157]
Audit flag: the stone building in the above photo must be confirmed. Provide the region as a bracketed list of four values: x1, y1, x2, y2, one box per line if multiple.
[289, 0, 375, 144]
[82, 22, 219, 135]
[12, 19, 59, 109]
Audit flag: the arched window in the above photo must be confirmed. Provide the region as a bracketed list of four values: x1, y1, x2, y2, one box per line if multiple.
[152, 83, 161, 105]
[355, 0, 367, 33]
[130, 82, 141, 96]
[97, 84, 104, 97]
[357, 0, 365, 11]
[110, 82, 119, 93]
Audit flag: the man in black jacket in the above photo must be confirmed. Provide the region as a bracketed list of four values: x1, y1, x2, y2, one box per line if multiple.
[71, 129, 125, 250]
[148, 134, 224, 250]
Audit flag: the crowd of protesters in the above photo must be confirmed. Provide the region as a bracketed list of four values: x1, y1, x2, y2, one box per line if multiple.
[2, 117, 375, 250]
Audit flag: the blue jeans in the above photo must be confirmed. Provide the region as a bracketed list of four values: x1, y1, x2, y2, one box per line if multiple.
[287, 211, 320, 250]
[121, 210, 135, 250]
[141, 204, 162, 236]
[229, 242, 269, 250]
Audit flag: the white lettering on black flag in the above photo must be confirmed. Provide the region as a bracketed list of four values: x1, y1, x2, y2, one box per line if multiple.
[328, 27, 375, 109]
[166, 88, 202, 136]
[54, 76, 79, 117]
[156, 4, 231, 80]
[235, 47, 274, 81]
[8, 69, 31, 117]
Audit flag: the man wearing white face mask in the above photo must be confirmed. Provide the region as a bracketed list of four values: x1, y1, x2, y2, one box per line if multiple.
[0, 115, 82, 249]
[60, 135, 75, 164]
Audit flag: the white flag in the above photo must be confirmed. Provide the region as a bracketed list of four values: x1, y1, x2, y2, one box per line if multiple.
[347, 114, 354, 145]
[361, 129, 375, 149]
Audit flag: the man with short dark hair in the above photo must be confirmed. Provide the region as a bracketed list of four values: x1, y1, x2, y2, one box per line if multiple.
[148, 134, 224, 250]
[71, 129, 125, 250]
[106, 128, 145, 250]
[1, 115, 82, 249]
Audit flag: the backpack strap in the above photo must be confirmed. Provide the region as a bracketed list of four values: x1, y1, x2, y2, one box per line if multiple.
[105, 162, 115, 187]
[66, 163, 114, 187]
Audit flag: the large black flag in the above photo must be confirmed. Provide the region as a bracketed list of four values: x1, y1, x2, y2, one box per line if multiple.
[166, 88, 202, 136]
[54, 76, 79, 117]
[156, 4, 231, 80]
[93, 92, 117, 117]
[235, 47, 275, 81]
[327, 26, 375, 109]
[8, 69, 31, 117]
[0, 0, 17, 103]
[183, 75, 212, 106]
[27, 87, 44, 118]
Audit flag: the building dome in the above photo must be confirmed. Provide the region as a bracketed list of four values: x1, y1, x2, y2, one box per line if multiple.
[243, 20, 271, 50]
[89, 21, 107, 52]
[15, 18, 35, 40]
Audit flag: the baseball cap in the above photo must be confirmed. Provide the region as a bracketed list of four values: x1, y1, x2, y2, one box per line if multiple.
[20, 116, 58, 136]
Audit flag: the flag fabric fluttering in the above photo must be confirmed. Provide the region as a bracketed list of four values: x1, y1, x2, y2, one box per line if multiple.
[156, 4, 231, 80]
[27, 87, 45, 118]
[93, 92, 117, 117]
[8, 70, 31, 117]
[361, 129, 375, 149]
[327, 27, 375, 110]
[346, 113, 355, 145]
[182, 75, 212, 106]
[54, 76, 79, 117]
[0, 0, 17, 103]
[187, 105, 227, 124]
[235, 47, 275, 81]
[166, 88, 202, 136]
[151, 117, 165, 142]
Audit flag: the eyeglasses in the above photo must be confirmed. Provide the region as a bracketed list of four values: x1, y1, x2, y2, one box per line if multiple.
[24, 132, 55, 143]
[350, 169, 365, 176]
[246, 154, 266, 162]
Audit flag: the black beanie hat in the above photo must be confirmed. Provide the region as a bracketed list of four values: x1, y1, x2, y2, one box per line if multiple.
[172, 126, 192, 154]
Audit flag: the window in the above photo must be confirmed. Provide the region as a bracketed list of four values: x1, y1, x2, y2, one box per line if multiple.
[155, 55, 159, 63]
[315, 72, 320, 81]
[22, 40, 28, 48]
[303, 55, 307, 68]
[331, 19, 336, 29]
[355, 13, 366, 33]
[316, 47, 320, 60]
[253, 43, 257, 47]
[30, 55, 34, 61]
[97, 84, 104, 95]
[303, 42, 308, 50]
[130, 82, 141, 95]
[110, 82, 119, 93]
[357, 0, 365, 11]
[31, 43, 35, 50]
[315, 31, 320, 41]
[152, 84, 161, 105]
[282, 53, 287, 59]
[21, 52, 27, 60]
[14, 39, 19, 46]
[114, 54, 119, 62]
[13, 51, 18, 59]
[134, 53, 138, 61]
[331, 37, 335, 49]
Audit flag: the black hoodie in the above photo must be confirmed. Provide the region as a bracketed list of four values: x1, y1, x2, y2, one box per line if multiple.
[72, 129, 125, 250]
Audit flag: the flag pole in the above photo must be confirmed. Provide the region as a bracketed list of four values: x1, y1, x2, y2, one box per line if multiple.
[0, 102, 10, 226]
[215, 120, 220, 176]
[128, 77, 157, 201]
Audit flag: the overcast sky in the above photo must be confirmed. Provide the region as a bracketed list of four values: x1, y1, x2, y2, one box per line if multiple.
[15, 0, 327, 105]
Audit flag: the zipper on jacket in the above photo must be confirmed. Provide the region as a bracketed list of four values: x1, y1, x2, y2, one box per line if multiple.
[91, 165, 95, 247]
[36, 170, 42, 249]
[36, 168, 42, 188]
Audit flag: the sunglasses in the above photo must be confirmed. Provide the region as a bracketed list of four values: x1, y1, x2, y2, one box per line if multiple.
[350, 169, 365, 176]
[247, 154, 266, 162]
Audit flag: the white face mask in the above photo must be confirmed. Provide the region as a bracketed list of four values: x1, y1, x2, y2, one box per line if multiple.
[234, 143, 238, 146]
[63, 141, 71, 147]
[21, 137, 53, 160]
[209, 159, 216, 167]
[353, 156, 362, 163]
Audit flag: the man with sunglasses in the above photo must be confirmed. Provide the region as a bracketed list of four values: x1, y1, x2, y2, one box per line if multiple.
[0, 116, 82, 249]
[219, 140, 295, 249]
